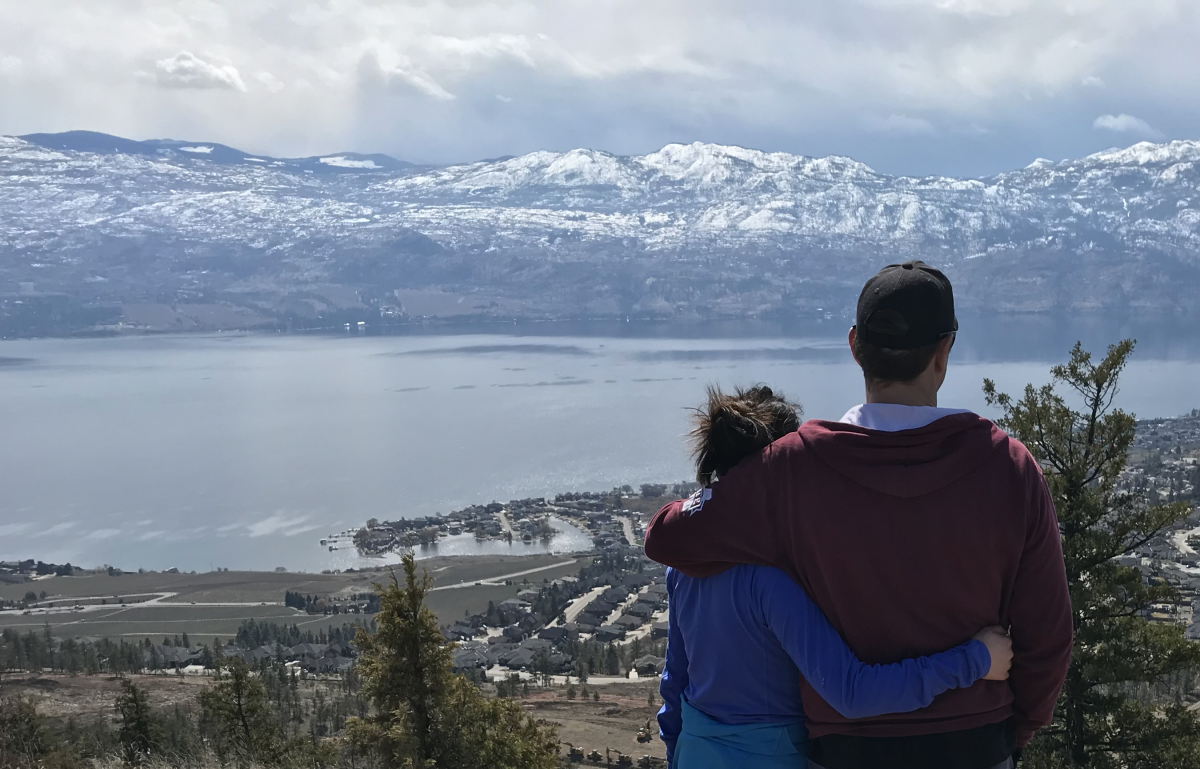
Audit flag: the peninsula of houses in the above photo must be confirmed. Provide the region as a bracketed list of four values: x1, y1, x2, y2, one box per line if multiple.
[337, 483, 699, 557]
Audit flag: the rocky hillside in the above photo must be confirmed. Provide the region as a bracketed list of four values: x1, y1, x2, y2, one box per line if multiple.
[3, 131, 1199, 334]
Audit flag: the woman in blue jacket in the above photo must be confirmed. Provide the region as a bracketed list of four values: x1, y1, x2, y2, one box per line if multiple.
[657, 386, 1011, 769]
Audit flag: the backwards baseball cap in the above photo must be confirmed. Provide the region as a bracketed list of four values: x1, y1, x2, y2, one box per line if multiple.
[855, 261, 958, 350]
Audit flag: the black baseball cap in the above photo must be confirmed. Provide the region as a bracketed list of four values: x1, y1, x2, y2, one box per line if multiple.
[855, 261, 958, 350]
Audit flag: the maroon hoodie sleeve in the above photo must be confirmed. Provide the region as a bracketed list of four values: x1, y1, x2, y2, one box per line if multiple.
[643, 440, 791, 577]
[1007, 467, 1073, 747]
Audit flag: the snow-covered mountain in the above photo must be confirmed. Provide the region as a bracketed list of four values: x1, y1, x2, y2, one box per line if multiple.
[3, 131, 1200, 334]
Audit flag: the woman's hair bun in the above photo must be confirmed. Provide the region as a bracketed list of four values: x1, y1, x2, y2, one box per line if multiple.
[690, 385, 802, 485]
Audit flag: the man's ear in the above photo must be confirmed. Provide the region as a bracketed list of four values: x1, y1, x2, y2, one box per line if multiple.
[933, 335, 954, 374]
[848, 327, 859, 365]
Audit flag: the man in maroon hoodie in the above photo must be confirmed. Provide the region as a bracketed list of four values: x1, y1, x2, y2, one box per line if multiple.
[644, 261, 1072, 769]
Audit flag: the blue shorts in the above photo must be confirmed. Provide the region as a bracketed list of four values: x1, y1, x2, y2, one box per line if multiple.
[675, 698, 807, 769]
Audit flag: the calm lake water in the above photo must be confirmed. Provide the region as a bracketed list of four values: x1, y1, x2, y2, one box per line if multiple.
[1, 317, 1198, 572]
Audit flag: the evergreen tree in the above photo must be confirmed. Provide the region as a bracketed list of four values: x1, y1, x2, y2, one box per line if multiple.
[985, 341, 1200, 768]
[198, 658, 283, 765]
[115, 679, 161, 764]
[346, 551, 558, 769]
[604, 644, 620, 676]
[40, 626, 52, 671]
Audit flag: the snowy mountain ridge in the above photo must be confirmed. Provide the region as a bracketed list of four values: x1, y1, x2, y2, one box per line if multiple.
[2, 131, 1200, 335]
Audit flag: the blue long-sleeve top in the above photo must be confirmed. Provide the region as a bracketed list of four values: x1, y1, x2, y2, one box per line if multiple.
[657, 565, 991, 764]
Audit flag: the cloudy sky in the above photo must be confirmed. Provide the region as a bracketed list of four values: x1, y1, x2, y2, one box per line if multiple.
[0, 0, 1196, 177]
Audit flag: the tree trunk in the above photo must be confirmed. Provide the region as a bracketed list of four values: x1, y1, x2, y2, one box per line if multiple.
[1063, 667, 1088, 767]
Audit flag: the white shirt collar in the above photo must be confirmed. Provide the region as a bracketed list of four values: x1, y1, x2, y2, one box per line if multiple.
[839, 403, 973, 433]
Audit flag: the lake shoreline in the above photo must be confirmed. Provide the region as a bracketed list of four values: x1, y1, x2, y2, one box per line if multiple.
[4, 307, 1199, 345]
[2, 324, 1198, 573]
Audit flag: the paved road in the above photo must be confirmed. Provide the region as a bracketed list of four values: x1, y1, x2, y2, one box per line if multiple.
[0, 591, 286, 619]
[544, 586, 607, 628]
[0, 603, 303, 630]
[619, 517, 639, 547]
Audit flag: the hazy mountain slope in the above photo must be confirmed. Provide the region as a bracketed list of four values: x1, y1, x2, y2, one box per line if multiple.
[3, 132, 1199, 335]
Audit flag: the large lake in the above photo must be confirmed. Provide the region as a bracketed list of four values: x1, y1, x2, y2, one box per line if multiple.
[2, 317, 1198, 573]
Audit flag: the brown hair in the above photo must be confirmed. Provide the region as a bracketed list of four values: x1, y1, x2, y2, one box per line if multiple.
[689, 385, 802, 485]
[852, 334, 942, 385]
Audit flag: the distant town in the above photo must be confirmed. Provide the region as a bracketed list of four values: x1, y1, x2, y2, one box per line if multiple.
[1118, 410, 1200, 636]
[335, 482, 700, 557]
[327, 484, 703, 682]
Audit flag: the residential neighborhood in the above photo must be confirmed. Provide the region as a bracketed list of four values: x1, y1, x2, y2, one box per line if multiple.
[447, 543, 670, 683]
[146, 638, 357, 677]
[1116, 412, 1200, 638]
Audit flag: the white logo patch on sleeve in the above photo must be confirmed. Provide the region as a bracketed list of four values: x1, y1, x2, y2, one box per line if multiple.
[682, 487, 712, 516]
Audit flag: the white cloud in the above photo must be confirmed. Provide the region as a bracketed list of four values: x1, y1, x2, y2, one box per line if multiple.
[255, 71, 285, 93]
[428, 33, 536, 69]
[874, 114, 937, 135]
[0, 0, 1196, 173]
[1093, 113, 1163, 138]
[0, 56, 20, 76]
[362, 47, 455, 100]
[155, 51, 246, 91]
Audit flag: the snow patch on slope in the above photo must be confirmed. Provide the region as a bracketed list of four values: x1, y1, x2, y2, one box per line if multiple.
[320, 156, 381, 169]
[3, 134, 1200, 260]
[1085, 141, 1200, 166]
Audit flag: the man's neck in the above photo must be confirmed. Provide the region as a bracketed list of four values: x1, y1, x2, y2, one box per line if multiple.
[864, 383, 938, 408]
